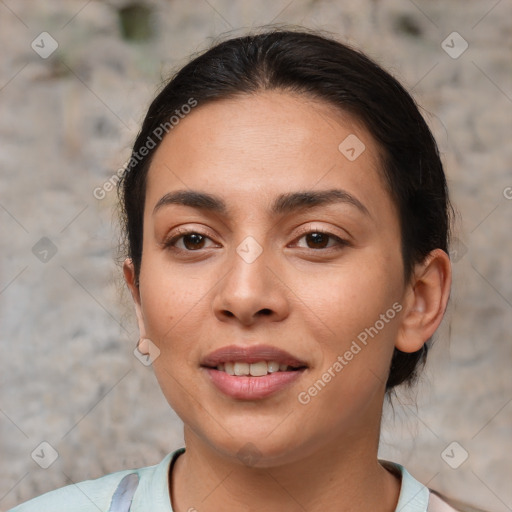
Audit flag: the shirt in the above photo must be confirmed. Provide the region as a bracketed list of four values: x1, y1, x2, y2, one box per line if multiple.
[8, 448, 460, 511]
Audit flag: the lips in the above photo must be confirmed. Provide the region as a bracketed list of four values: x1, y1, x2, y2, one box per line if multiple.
[201, 344, 308, 400]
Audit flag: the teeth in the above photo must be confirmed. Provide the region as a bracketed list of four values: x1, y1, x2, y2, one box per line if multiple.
[216, 360, 296, 376]
[234, 362, 250, 376]
[249, 361, 267, 377]
[267, 361, 280, 373]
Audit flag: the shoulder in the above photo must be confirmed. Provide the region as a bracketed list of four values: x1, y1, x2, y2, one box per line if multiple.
[380, 459, 489, 512]
[7, 468, 141, 512]
[428, 489, 491, 512]
[7, 450, 181, 512]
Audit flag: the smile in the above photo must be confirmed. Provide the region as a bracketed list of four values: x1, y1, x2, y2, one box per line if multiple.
[200, 344, 308, 400]
[215, 361, 303, 376]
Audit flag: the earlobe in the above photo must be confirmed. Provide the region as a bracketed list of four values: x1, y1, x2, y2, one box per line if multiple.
[123, 258, 149, 348]
[395, 249, 452, 353]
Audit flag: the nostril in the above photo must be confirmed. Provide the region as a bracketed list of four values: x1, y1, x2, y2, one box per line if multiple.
[258, 309, 272, 316]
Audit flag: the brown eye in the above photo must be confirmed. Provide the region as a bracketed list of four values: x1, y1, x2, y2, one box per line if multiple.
[181, 233, 206, 250]
[304, 232, 330, 249]
[294, 229, 348, 250]
[164, 231, 216, 251]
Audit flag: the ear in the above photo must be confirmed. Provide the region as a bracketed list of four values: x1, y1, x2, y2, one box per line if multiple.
[123, 258, 149, 353]
[396, 249, 452, 353]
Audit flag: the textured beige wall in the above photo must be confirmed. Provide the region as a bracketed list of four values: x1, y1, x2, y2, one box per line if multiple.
[1, 1, 511, 511]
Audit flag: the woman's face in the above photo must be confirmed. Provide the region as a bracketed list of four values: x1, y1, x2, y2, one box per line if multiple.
[126, 91, 411, 465]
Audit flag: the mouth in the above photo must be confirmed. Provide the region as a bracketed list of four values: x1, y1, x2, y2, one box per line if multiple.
[201, 344, 308, 375]
[212, 360, 305, 376]
[200, 345, 308, 400]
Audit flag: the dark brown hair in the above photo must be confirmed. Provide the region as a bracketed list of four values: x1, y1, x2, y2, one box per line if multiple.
[117, 27, 453, 391]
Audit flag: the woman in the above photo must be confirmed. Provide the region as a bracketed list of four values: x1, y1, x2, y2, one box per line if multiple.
[10, 28, 486, 512]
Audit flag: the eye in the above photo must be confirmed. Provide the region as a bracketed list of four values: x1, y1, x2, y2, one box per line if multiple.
[163, 229, 217, 251]
[163, 227, 348, 252]
[292, 227, 349, 250]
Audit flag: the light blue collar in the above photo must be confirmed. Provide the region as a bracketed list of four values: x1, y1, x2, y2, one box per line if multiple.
[380, 459, 430, 512]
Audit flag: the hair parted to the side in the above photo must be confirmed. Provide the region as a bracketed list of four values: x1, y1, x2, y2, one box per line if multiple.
[116, 26, 453, 392]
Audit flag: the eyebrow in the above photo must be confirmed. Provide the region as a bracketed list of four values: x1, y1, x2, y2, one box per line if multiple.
[152, 188, 370, 217]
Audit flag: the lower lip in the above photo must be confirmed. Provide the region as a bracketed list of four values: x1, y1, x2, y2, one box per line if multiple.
[203, 368, 305, 400]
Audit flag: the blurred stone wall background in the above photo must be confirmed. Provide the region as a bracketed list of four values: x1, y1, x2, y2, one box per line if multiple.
[0, 1, 510, 510]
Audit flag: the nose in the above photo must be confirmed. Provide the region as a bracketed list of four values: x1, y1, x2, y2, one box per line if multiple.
[212, 240, 290, 326]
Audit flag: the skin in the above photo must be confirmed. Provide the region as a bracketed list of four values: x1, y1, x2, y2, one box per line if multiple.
[123, 90, 452, 512]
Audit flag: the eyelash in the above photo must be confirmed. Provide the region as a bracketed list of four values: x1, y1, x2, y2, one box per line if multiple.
[163, 226, 349, 253]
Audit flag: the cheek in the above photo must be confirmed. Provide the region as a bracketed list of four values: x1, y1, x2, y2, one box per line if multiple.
[139, 258, 208, 338]
[296, 254, 402, 336]
[139, 265, 205, 415]
[137, 255, 223, 394]
[294, 253, 403, 397]
[294, 275, 401, 434]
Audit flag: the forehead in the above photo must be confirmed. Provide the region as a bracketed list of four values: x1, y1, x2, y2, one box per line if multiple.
[144, 90, 391, 219]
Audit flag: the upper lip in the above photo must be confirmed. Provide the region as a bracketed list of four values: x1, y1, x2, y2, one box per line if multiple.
[201, 344, 308, 368]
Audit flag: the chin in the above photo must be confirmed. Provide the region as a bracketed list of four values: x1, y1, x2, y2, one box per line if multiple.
[200, 429, 309, 469]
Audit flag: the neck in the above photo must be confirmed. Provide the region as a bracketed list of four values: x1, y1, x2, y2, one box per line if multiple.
[170, 401, 400, 512]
